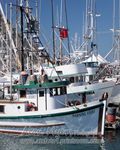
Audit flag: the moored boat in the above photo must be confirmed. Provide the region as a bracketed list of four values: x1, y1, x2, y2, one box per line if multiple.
[41, 63, 115, 103]
[0, 80, 107, 136]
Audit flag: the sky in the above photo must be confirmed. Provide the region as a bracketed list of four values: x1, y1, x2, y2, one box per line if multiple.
[0, 0, 119, 61]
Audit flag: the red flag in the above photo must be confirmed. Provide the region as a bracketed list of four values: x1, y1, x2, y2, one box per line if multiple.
[59, 28, 68, 39]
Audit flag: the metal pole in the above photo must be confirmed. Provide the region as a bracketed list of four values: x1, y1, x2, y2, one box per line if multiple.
[64, 0, 70, 59]
[35, 0, 38, 19]
[5, 3, 9, 72]
[60, 38, 63, 65]
[10, 2, 12, 99]
[20, 5, 24, 71]
[51, 0, 56, 64]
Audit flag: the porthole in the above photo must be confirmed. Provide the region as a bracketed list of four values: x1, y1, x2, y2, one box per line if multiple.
[17, 106, 21, 109]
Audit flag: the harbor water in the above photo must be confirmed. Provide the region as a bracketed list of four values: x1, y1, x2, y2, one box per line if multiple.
[0, 130, 119, 150]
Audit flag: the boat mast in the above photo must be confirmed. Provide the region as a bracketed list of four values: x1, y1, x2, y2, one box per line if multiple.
[84, 0, 99, 55]
[59, 0, 69, 64]
[111, 0, 120, 64]
[59, 0, 62, 65]
[0, 2, 21, 73]
[64, 0, 70, 59]
[5, 3, 9, 72]
[35, 0, 38, 22]
[104, 0, 120, 65]
[16, 0, 19, 51]
[89, 0, 96, 53]
[51, 0, 56, 64]
[10, 2, 13, 99]
[20, 0, 24, 71]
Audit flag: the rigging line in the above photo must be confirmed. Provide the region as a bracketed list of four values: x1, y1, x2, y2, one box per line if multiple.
[39, 60, 62, 81]
[104, 45, 116, 59]
[20, 4, 44, 48]
[48, 64, 62, 81]
[54, 30, 70, 55]
[92, 64, 111, 82]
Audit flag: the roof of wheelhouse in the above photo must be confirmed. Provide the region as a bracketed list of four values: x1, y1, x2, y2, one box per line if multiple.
[12, 80, 70, 90]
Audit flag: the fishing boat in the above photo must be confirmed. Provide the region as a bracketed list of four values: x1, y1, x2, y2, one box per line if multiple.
[41, 62, 115, 103]
[37, 0, 115, 103]
[0, 1, 110, 136]
[0, 76, 107, 136]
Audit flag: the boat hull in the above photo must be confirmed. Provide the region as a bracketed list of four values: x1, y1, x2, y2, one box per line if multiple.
[109, 83, 120, 104]
[0, 100, 106, 136]
[67, 81, 114, 102]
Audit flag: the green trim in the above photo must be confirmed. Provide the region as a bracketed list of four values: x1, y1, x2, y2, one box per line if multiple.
[13, 81, 69, 90]
[41, 81, 69, 88]
[0, 103, 104, 119]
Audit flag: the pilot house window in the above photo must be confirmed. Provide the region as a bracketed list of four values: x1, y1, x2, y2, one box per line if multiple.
[39, 90, 44, 97]
[0, 105, 4, 113]
[20, 90, 26, 98]
[50, 86, 67, 96]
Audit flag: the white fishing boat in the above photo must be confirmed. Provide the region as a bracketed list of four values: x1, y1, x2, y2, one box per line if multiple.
[0, 1, 111, 136]
[42, 63, 115, 103]
[106, 75, 120, 105]
[37, 0, 115, 104]
[0, 79, 107, 136]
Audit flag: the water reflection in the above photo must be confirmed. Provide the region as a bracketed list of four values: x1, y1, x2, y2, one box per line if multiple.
[105, 130, 116, 141]
[0, 133, 104, 150]
[0, 131, 119, 150]
[98, 130, 119, 150]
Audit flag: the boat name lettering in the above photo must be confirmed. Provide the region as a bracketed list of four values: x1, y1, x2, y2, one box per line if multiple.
[73, 110, 95, 117]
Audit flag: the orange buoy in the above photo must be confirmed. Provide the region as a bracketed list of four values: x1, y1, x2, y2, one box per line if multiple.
[106, 107, 116, 123]
[106, 114, 116, 123]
